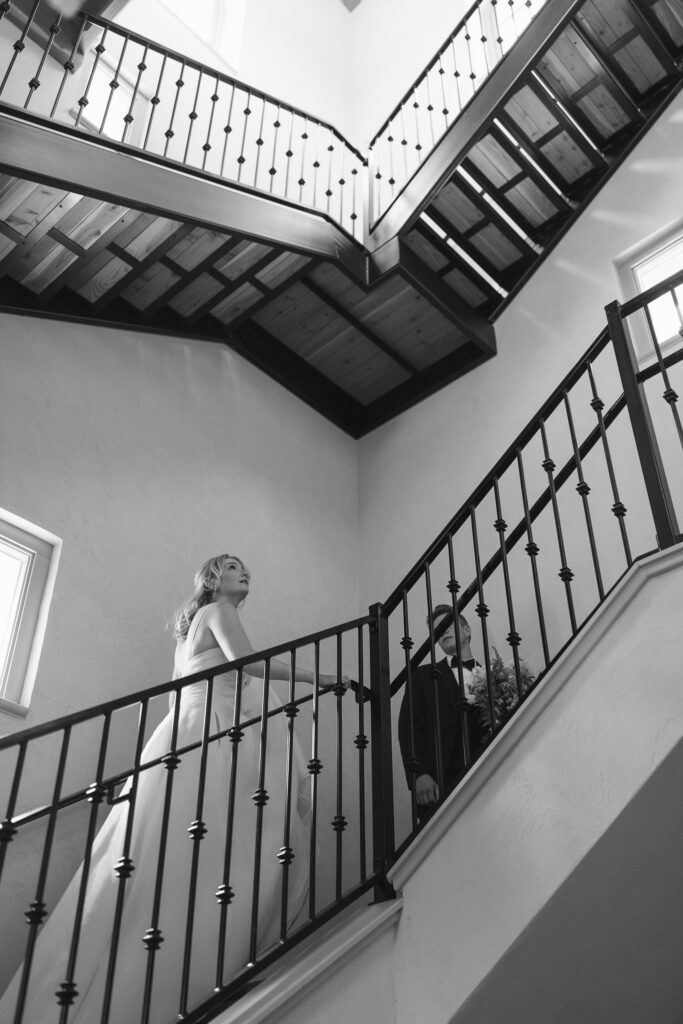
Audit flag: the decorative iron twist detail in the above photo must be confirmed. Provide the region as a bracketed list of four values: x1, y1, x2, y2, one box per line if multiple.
[494, 517, 507, 533]
[590, 396, 604, 412]
[187, 819, 207, 840]
[114, 856, 134, 879]
[331, 815, 347, 833]
[277, 845, 295, 866]
[400, 635, 413, 650]
[475, 602, 489, 619]
[525, 541, 540, 558]
[307, 757, 323, 776]
[446, 578, 460, 595]
[576, 481, 591, 497]
[663, 387, 678, 405]
[252, 788, 269, 807]
[227, 726, 244, 742]
[142, 927, 164, 950]
[25, 900, 47, 925]
[542, 458, 555, 474]
[161, 753, 180, 771]
[283, 702, 299, 719]
[55, 981, 78, 1006]
[558, 566, 574, 583]
[506, 631, 522, 648]
[354, 733, 368, 750]
[215, 883, 235, 905]
[611, 502, 627, 518]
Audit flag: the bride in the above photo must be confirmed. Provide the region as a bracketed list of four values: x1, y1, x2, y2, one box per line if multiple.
[0, 553, 348, 1024]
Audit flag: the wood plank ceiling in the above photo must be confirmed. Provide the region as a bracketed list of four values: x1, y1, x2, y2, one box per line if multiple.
[1, 0, 682, 436]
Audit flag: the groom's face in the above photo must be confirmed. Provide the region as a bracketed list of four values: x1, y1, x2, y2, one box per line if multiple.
[435, 614, 470, 657]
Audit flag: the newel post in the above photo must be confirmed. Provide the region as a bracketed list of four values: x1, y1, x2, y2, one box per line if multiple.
[368, 602, 396, 900]
[606, 299, 679, 549]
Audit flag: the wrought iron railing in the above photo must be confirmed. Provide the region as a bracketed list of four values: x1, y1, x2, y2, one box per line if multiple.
[0, 0, 368, 238]
[382, 265, 683, 841]
[1, 270, 682, 1022]
[367, 0, 550, 226]
[0, 615, 385, 1024]
[0, 0, 556, 244]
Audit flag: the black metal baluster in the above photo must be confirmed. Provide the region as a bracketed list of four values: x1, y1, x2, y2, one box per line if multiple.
[142, 52, 167, 150]
[563, 388, 604, 600]
[338, 144, 346, 231]
[0, 740, 26, 885]
[219, 82, 236, 179]
[586, 361, 632, 567]
[215, 668, 244, 990]
[121, 43, 148, 144]
[0, 0, 40, 97]
[449, 35, 464, 113]
[350, 165, 359, 238]
[539, 417, 578, 634]
[470, 506, 497, 730]
[492, 477, 524, 701]
[248, 658, 271, 965]
[355, 624, 368, 882]
[475, 6, 491, 76]
[606, 300, 679, 549]
[307, 642, 321, 920]
[386, 123, 396, 199]
[100, 699, 149, 1024]
[464, 17, 478, 92]
[74, 26, 109, 128]
[516, 447, 551, 666]
[400, 591, 418, 830]
[312, 126, 321, 209]
[446, 535, 472, 767]
[399, 106, 409, 181]
[284, 109, 295, 197]
[182, 67, 203, 164]
[140, 687, 183, 1024]
[24, 11, 61, 109]
[268, 104, 281, 194]
[424, 70, 436, 149]
[367, 603, 395, 900]
[253, 96, 267, 188]
[278, 650, 297, 943]
[237, 89, 252, 184]
[57, 715, 112, 1021]
[163, 60, 186, 158]
[332, 633, 347, 902]
[13, 726, 71, 1024]
[438, 54, 450, 132]
[423, 562, 445, 799]
[643, 302, 683, 453]
[201, 75, 220, 170]
[50, 15, 87, 117]
[325, 137, 335, 215]
[411, 86, 422, 162]
[178, 676, 214, 1016]
[98, 35, 127, 136]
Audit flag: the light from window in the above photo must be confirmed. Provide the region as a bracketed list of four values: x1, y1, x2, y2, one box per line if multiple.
[632, 233, 683, 352]
[0, 513, 61, 716]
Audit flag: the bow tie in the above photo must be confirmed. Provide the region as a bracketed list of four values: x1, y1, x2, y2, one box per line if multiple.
[451, 657, 476, 671]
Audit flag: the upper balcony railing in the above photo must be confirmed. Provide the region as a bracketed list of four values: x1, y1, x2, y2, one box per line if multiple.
[367, 0, 549, 228]
[0, 0, 368, 239]
[0, 0, 554, 245]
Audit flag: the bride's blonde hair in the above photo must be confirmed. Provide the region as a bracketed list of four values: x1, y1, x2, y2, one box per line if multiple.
[172, 553, 246, 641]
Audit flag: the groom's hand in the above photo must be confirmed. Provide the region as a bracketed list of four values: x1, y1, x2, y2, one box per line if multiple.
[415, 774, 439, 805]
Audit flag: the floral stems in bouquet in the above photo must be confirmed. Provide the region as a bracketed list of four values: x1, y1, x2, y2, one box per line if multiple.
[466, 647, 535, 732]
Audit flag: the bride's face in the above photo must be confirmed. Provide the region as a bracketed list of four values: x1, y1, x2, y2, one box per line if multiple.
[217, 558, 250, 604]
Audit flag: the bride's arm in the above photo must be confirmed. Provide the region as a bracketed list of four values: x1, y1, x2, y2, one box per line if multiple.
[206, 603, 345, 688]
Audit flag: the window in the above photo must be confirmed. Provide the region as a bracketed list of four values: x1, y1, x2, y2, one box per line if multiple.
[157, 0, 247, 71]
[617, 225, 683, 366]
[0, 511, 61, 717]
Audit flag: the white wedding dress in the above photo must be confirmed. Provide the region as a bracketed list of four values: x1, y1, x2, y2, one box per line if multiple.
[0, 610, 311, 1024]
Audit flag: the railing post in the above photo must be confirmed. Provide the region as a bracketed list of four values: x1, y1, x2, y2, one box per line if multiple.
[368, 602, 395, 900]
[606, 299, 679, 549]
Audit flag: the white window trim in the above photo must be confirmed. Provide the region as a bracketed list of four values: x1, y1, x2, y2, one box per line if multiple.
[0, 509, 62, 719]
[616, 220, 683, 368]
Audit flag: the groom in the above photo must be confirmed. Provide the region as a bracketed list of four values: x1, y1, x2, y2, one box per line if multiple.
[398, 604, 485, 824]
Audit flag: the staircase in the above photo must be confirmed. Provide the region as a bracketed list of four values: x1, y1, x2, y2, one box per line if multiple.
[1, 224, 682, 1021]
[1, 0, 681, 435]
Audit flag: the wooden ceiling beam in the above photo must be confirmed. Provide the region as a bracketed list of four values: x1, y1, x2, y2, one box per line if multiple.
[301, 276, 419, 375]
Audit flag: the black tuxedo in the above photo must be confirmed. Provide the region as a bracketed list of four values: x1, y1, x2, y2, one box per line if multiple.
[398, 657, 484, 814]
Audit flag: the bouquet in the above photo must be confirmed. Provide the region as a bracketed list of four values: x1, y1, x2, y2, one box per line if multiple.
[466, 647, 535, 732]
